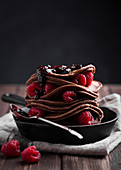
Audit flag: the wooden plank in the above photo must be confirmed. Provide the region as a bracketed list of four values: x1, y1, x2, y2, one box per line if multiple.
[99, 84, 121, 99]
[0, 85, 17, 117]
[0, 84, 26, 116]
[98, 85, 110, 100]
[14, 84, 26, 98]
[108, 84, 121, 96]
[62, 155, 110, 170]
[0, 152, 61, 170]
[39, 153, 61, 170]
[109, 143, 121, 170]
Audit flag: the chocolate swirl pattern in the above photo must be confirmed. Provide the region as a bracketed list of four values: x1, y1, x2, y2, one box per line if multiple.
[25, 64, 103, 124]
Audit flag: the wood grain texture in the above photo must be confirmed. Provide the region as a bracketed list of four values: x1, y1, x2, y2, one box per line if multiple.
[109, 143, 121, 170]
[0, 85, 16, 116]
[108, 84, 121, 96]
[0, 152, 61, 170]
[62, 155, 110, 170]
[98, 85, 110, 99]
[0, 84, 121, 170]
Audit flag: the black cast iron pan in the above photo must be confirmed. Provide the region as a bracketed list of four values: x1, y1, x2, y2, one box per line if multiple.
[2, 93, 118, 145]
[12, 107, 117, 145]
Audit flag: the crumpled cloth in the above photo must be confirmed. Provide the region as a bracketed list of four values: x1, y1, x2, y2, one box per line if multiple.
[0, 93, 121, 156]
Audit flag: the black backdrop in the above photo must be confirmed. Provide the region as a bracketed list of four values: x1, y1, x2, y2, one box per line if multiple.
[0, 0, 121, 84]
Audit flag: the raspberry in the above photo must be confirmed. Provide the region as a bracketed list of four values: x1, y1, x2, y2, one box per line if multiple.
[28, 107, 44, 117]
[73, 73, 86, 86]
[43, 83, 56, 94]
[1, 140, 20, 157]
[63, 91, 77, 102]
[27, 83, 41, 97]
[84, 72, 93, 86]
[21, 146, 41, 163]
[73, 111, 94, 125]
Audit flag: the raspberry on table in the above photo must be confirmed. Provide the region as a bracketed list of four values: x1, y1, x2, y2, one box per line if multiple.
[73, 111, 94, 125]
[73, 73, 86, 86]
[84, 72, 93, 86]
[1, 140, 21, 157]
[27, 83, 41, 97]
[43, 83, 57, 94]
[21, 146, 41, 163]
[28, 107, 44, 117]
[63, 91, 77, 102]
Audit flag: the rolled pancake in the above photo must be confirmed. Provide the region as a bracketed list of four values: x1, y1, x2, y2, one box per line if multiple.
[44, 104, 104, 123]
[25, 64, 103, 124]
[26, 99, 99, 113]
[26, 64, 95, 85]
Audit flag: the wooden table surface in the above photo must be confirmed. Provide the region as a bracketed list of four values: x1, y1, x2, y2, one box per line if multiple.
[0, 84, 121, 170]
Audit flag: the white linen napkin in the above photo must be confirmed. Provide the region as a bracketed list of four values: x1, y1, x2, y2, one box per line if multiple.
[0, 93, 121, 156]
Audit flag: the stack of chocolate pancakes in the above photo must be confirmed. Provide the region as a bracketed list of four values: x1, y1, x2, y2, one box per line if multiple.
[25, 64, 103, 125]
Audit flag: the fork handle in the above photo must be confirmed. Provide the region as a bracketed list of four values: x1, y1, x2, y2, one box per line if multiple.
[1, 93, 25, 106]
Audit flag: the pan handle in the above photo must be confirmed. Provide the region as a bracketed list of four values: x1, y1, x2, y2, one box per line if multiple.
[1, 93, 25, 106]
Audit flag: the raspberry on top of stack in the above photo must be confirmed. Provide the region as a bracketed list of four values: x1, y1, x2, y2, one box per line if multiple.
[25, 64, 103, 125]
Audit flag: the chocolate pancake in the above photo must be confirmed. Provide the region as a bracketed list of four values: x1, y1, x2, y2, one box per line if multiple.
[44, 104, 104, 123]
[26, 99, 98, 113]
[25, 64, 103, 125]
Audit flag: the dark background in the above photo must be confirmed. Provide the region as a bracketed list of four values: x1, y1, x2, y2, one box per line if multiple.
[0, 0, 121, 84]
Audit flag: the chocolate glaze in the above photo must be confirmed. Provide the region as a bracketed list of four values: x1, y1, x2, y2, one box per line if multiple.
[26, 64, 95, 86]
[45, 64, 95, 78]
